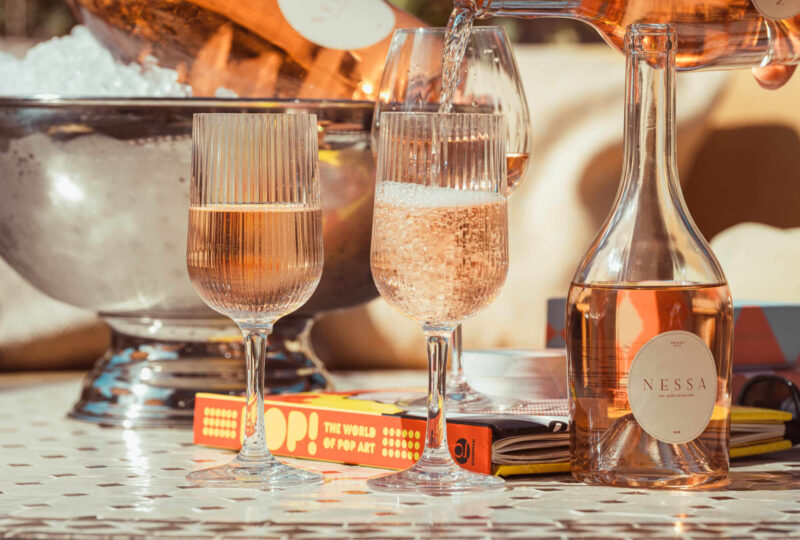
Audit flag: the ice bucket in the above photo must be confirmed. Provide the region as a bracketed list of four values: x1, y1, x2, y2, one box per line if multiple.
[0, 97, 377, 427]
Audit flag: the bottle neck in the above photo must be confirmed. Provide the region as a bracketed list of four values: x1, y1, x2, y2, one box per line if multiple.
[615, 25, 687, 281]
[573, 24, 728, 286]
[475, 0, 581, 17]
[620, 35, 679, 200]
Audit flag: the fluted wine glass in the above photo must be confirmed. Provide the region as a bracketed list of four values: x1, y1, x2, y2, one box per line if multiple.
[373, 26, 531, 412]
[368, 112, 508, 494]
[186, 113, 324, 489]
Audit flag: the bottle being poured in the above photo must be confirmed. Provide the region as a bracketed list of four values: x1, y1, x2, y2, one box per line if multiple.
[454, 0, 800, 73]
[566, 23, 734, 489]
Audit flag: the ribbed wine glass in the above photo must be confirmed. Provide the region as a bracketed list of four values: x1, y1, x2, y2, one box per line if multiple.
[368, 112, 508, 494]
[373, 26, 531, 412]
[185, 113, 324, 489]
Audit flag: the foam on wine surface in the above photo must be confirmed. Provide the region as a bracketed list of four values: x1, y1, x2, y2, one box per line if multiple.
[375, 181, 504, 208]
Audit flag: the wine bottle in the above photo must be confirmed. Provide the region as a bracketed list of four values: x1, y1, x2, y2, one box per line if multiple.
[566, 24, 734, 488]
[464, 0, 800, 70]
[67, 0, 426, 98]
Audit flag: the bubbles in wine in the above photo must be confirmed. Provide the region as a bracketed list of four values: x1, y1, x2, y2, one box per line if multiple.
[370, 182, 508, 325]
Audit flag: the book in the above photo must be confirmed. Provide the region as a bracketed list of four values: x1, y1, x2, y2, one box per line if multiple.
[193, 390, 794, 476]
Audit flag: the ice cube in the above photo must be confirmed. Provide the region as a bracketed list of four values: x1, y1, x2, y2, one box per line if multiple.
[0, 25, 233, 98]
[214, 87, 238, 98]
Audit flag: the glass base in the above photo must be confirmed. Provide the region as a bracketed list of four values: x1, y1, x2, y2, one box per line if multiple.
[367, 457, 505, 495]
[573, 413, 729, 489]
[398, 378, 520, 414]
[572, 469, 728, 490]
[446, 378, 522, 412]
[187, 455, 323, 490]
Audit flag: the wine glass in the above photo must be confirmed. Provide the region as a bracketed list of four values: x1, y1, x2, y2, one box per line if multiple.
[185, 113, 324, 489]
[368, 111, 508, 494]
[373, 26, 531, 412]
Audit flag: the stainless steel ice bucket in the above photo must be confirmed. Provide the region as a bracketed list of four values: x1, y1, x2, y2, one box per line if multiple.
[0, 97, 377, 427]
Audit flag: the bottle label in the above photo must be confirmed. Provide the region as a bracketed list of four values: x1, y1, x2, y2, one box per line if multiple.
[752, 0, 800, 19]
[277, 0, 396, 51]
[627, 331, 718, 445]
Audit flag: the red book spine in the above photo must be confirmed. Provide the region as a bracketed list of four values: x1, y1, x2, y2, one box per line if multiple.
[193, 393, 493, 473]
[733, 306, 791, 368]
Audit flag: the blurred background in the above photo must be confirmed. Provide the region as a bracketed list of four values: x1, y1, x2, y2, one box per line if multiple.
[0, 0, 74, 39]
[1, 0, 799, 371]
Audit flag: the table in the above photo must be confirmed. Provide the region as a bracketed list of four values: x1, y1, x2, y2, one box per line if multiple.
[2, 371, 800, 538]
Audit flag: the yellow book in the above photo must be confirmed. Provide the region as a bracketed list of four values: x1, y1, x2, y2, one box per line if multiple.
[490, 405, 794, 476]
[731, 406, 793, 424]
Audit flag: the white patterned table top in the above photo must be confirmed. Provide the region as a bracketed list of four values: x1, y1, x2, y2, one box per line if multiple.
[2, 371, 800, 538]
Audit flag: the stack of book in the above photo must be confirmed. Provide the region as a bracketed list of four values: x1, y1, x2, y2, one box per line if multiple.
[193, 390, 793, 476]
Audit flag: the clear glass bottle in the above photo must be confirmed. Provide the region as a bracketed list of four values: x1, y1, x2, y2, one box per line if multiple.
[464, 0, 800, 70]
[566, 23, 733, 489]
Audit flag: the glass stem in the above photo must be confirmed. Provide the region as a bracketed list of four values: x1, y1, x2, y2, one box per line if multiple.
[449, 325, 466, 386]
[238, 325, 273, 461]
[422, 326, 454, 459]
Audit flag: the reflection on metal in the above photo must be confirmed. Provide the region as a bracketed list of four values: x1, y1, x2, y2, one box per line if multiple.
[70, 317, 331, 428]
[0, 97, 377, 428]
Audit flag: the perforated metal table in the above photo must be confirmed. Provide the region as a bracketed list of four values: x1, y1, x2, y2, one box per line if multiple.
[2, 371, 799, 538]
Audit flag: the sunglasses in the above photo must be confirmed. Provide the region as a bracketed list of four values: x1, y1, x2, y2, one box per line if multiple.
[738, 374, 800, 445]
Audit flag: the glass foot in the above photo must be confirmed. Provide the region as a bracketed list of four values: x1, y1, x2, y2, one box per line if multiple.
[367, 457, 505, 495]
[447, 378, 522, 412]
[575, 413, 727, 489]
[398, 379, 520, 414]
[187, 455, 323, 490]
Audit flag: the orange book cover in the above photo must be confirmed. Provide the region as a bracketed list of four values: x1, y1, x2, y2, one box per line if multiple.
[195, 393, 793, 475]
[193, 390, 496, 473]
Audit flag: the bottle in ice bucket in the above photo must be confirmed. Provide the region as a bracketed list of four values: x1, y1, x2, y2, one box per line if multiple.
[67, 0, 425, 98]
[461, 0, 800, 71]
[566, 23, 734, 489]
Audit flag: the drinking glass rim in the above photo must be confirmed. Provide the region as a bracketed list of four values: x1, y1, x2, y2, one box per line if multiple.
[392, 26, 508, 36]
[192, 112, 317, 122]
[380, 111, 505, 120]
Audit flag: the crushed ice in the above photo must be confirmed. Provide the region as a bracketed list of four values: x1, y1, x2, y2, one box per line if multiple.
[0, 25, 234, 98]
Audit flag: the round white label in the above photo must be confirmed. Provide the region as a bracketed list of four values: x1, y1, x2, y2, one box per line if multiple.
[627, 331, 718, 445]
[277, 0, 396, 51]
[752, 0, 800, 19]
